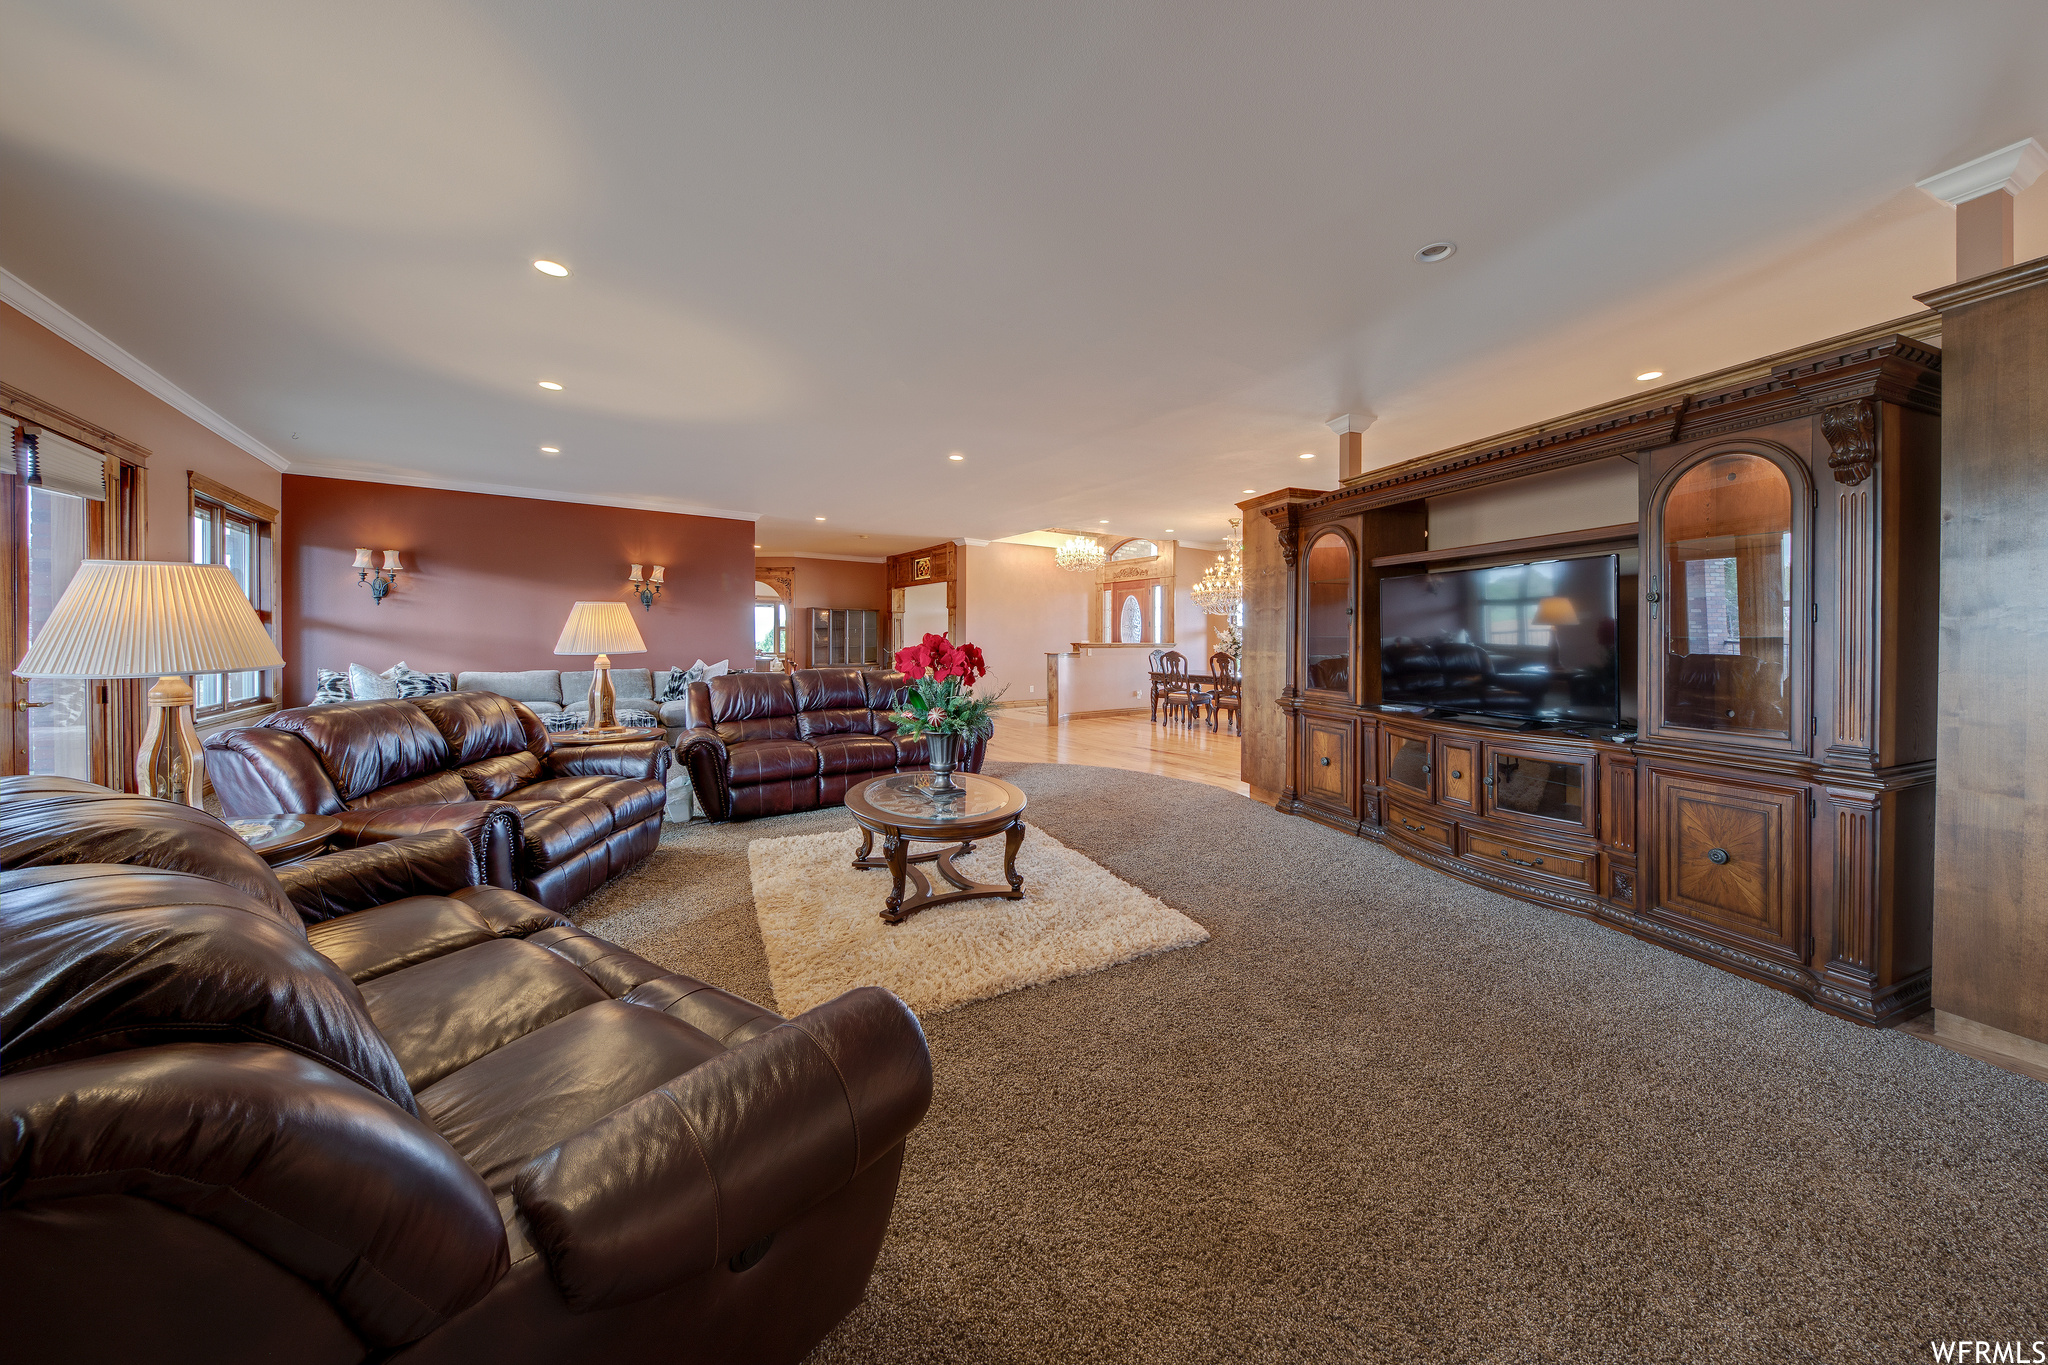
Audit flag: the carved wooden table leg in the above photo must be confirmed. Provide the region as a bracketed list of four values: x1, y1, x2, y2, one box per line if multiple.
[1003, 817, 1025, 892]
[883, 835, 908, 921]
[854, 826, 874, 865]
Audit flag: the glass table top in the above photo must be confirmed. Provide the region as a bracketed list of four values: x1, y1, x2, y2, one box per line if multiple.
[856, 772, 1018, 822]
[228, 817, 303, 842]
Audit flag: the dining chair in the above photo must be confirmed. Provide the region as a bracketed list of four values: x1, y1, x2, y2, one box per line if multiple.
[1206, 653, 1242, 734]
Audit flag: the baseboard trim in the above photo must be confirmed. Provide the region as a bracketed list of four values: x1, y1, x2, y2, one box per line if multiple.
[1931, 1011, 2048, 1081]
[1060, 707, 1149, 720]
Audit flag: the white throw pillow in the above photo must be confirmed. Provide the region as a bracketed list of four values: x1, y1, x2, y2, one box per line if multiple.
[694, 658, 731, 678]
[347, 661, 407, 701]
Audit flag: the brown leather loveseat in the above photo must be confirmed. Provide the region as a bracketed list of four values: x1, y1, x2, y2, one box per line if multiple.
[205, 692, 667, 910]
[678, 666, 988, 820]
[0, 776, 933, 1365]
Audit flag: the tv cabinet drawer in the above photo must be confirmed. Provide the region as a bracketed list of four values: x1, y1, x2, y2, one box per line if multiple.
[1386, 802, 1452, 852]
[1463, 830, 1594, 889]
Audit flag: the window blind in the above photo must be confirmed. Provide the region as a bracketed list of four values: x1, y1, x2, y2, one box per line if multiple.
[9, 428, 109, 500]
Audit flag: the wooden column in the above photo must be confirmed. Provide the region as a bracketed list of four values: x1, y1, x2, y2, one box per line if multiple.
[1916, 256, 2048, 1052]
[1239, 491, 1312, 804]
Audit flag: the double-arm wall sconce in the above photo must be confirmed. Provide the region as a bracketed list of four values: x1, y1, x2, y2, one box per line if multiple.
[354, 549, 403, 604]
[629, 563, 664, 611]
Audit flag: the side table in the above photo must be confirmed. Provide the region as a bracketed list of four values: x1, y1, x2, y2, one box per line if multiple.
[225, 813, 341, 867]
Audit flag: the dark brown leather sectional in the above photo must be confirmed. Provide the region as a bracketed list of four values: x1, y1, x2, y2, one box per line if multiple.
[679, 667, 988, 820]
[205, 691, 667, 910]
[0, 776, 932, 1365]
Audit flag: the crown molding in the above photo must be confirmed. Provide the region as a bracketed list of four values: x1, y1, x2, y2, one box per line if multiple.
[0, 265, 291, 471]
[1914, 253, 2048, 312]
[287, 460, 760, 522]
[757, 550, 890, 564]
[1915, 137, 2048, 206]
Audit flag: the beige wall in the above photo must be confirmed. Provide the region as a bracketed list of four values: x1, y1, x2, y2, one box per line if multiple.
[1426, 456, 1638, 550]
[1, 300, 283, 561]
[962, 541, 1091, 705]
[1053, 644, 1153, 717]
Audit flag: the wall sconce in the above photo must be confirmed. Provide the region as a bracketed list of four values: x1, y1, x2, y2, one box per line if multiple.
[629, 563, 664, 611]
[355, 548, 402, 604]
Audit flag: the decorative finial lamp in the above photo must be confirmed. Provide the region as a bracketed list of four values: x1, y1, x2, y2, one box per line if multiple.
[553, 600, 647, 733]
[13, 561, 285, 805]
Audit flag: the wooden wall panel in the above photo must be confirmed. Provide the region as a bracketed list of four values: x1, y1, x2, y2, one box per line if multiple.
[1238, 499, 1293, 801]
[1924, 259, 2048, 1046]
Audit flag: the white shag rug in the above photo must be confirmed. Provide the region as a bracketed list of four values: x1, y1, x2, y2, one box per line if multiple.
[747, 822, 1210, 1016]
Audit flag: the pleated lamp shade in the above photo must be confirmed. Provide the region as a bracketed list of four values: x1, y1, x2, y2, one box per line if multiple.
[14, 561, 285, 679]
[553, 600, 646, 656]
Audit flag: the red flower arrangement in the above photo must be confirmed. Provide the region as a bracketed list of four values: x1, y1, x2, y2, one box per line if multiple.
[890, 633, 1002, 739]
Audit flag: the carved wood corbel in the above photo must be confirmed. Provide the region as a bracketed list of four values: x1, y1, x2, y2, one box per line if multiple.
[1262, 503, 1303, 569]
[1819, 399, 1877, 486]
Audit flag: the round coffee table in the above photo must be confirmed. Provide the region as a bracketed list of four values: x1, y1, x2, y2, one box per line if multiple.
[224, 813, 340, 867]
[843, 772, 1027, 924]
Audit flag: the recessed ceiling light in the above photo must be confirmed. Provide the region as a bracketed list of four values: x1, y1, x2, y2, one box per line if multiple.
[948, 453, 965, 461]
[1244, 488, 1256, 493]
[1415, 241, 1456, 263]
[1636, 370, 1664, 382]
[815, 516, 826, 521]
[1099, 520, 1109, 524]
[754, 543, 762, 549]
[539, 446, 559, 454]
[537, 380, 563, 390]
[533, 260, 569, 277]
[1299, 452, 1315, 459]
[1164, 528, 1174, 533]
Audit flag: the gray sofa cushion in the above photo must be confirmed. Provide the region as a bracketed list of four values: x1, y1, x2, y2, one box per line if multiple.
[657, 698, 693, 728]
[561, 668, 654, 701]
[455, 670, 563, 704]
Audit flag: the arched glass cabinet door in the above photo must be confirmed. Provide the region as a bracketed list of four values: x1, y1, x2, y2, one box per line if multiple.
[1652, 448, 1800, 741]
[1303, 532, 1354, 696]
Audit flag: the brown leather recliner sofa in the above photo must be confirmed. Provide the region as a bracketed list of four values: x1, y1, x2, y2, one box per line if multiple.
[0, 776, 933, 1365]
[679, 667, 988, 820]
[205, 691, 668, 910]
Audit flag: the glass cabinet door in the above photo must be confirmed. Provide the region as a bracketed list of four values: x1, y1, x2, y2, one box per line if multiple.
[1484, 747, 1590, 834]
[1656, 451, 1795, 738]
[1386, 732, 1432, 798]
[1304, 532, 1353, 695]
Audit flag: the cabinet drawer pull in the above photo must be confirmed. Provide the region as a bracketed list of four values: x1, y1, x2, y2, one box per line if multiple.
[1707, 847, 1730, 865]
[1502, 852, 1545, 868]
[1451, 770, 1462, 780]
[1399, 818, 1428, 834]
[1319, 756, 1330, 766]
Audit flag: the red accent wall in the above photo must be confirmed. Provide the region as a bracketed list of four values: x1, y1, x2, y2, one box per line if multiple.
[281, 476, 755, 706]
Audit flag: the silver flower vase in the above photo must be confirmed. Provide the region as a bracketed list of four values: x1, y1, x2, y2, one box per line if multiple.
[925, 729, 960, 792]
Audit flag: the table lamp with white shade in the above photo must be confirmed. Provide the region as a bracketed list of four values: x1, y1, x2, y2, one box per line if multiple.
[13, 560, 285, 806]
[553, 600, 647, 733]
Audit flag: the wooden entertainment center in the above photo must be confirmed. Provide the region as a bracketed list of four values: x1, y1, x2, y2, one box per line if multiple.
[1246, 322, 1943, 1025]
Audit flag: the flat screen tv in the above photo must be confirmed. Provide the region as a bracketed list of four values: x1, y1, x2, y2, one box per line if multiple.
[1379, 554, 1624, 728]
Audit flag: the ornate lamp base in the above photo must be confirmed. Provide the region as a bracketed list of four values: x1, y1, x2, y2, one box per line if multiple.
[582, 652, 633, 733]
[138, 675, 206, 806]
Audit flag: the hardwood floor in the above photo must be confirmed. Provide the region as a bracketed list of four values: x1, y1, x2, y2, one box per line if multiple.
[986, 706, 1249, 797]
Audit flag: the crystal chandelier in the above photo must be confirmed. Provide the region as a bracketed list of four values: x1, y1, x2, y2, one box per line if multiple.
[1190, 519, 1244, 615]
[1054, 535, 1107, 572]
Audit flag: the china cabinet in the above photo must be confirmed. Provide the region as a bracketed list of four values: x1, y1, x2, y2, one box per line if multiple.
[1254, 324, 1942, 1024]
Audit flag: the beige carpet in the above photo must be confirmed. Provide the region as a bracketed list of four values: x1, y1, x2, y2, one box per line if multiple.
[747, 821, 1210, 1015]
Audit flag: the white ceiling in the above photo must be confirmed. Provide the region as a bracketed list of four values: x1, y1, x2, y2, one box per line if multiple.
[2, 0, 2044, 556]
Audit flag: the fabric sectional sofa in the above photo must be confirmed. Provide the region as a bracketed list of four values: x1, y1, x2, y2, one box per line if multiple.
[679, 667, 988, 821]
[204, 691, 668, 910]
[0, 775, 933, 1365]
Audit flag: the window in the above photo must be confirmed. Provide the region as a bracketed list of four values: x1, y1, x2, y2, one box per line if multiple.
[754, 582, 788, 656]
[1109, 539, 1158, 562]
[189, 480, 275, 719]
